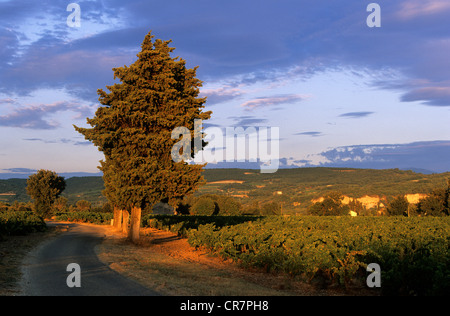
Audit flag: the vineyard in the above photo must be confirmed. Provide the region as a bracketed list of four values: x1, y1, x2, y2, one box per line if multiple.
[9, 210, 449, 295]
[144, 214, 450, 296]
[0, 211, 47, 240]
[55, 211, 113, 225]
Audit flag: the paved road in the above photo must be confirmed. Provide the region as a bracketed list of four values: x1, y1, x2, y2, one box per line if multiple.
[20, 222, 159, 296]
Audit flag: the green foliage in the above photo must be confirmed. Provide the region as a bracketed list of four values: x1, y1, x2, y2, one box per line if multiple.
[183, 194, 243, 216]
[260, 201, 281, 215]
[53, 197, 68, 213]
[387, 195, 409, 216]
[417, 188, 449, 216]
[0, 202, 8, 212]
[190, 196, 216, 215]
[76, 200, 92, 212]
[8, 201, 33, 212]
[215, 196, 242, 216]
[26, 170, 66, 218]
[187, 216, 450, 295]
[2, 169, 450, 216]
[74, 31, 212, 214]
[0, 211, 47, 238]
[55, 211, 113, 225]
[308, 191, 350, 216]
[198, 168, 450, 214]
[141, 214, 262, 237]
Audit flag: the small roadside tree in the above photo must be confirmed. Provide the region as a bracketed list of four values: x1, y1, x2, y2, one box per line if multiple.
[26, 170, 66, 218]
[74, 31, 211, 242]
[387, 195, 409, 216]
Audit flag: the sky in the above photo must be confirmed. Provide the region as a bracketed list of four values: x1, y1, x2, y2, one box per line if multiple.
[0, 0, 449, 177]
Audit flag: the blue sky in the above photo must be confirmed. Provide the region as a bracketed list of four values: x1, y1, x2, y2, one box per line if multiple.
[0, 0, 449, 176]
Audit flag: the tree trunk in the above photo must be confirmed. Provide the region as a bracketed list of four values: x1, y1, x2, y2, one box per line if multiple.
[122, 210, 130, 235]
[129, 206, 142, 243]
[113, 208, 123, 229]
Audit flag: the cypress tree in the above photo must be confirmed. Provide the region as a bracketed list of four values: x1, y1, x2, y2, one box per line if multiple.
[75, 31, 211, 242]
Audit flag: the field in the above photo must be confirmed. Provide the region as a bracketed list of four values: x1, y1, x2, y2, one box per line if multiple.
[1, 167, 450, 214]
[143, 214, 450, 296]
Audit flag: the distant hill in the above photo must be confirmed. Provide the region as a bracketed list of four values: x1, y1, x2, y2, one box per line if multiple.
[198, 167, 450, 214]
[0, 172, 102, 180]
[1, 167, 449, 214]
[0, 176, 107, 206]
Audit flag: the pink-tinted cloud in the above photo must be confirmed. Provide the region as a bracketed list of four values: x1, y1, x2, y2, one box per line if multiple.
[401, 86, 450, 106]
[396, 0, 450, 19]
[201, 87, 244, 106]
[241, 94, 305, 109]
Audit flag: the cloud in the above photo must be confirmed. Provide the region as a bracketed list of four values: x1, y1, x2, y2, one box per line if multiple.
[228, 116, 268, 126]
[201, 86, 244, 106]
[2, 168, 37, 173]
[241, 94, 305, 109]
[0, 38, 133, 101]
[339, 112, 374, 119]
[315, 140, 450, 173]
[0, 28, 20, 69]
[235, 118, 268, 126]
[396, 0, 450, 20]
[23, 137, 93, 146]
[0, 101, 93, 129]
[0, 98, 17, 104]
[294, 131, 323, 137]
[400, 86, 450, 106]
[1, 0, 449, 110]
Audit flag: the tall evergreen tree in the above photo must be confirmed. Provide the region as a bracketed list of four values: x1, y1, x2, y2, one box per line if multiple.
[75, 31, 211, 242]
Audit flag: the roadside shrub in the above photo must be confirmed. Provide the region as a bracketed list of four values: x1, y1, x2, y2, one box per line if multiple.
[55, 211, 113, 225]
[0, 211, 47, 237]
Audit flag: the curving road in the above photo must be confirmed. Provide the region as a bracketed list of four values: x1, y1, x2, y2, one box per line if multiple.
[20, 222, 160, 296]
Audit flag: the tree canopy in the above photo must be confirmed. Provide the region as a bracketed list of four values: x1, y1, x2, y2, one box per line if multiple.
[74, 31, 211, 239]
[308, 191, 350, 216]
[26, 170, 66, 218]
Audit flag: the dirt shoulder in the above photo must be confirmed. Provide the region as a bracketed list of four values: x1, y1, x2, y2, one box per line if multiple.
[96, 226, 376, 296]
